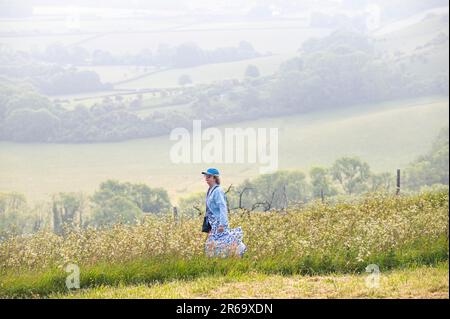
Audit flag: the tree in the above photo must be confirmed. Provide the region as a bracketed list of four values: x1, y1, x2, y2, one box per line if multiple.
[230, 170, 311, 211]
[238, 41, 258, 59]
[4, 92, 52, 115]
[179, 192, 205, 218]
[178, 74, 192, 86]
[91, 196, 142, 228]
[405, 127, 449, 190]
[2, 108, 60, 142]
[127, 184, 171, 213]
[369, 172, 394, 192]
[0, 192, 30, 238]
[173, 42, 204, 67]
[130, 94, 143, 109]
[245, 65, 260, 78]
[90, 180, 172, 227]
[52, 193, 85, 235]
[331, 157, 371, 195]
[44, 43, 70, 64]
[310, 167, 338, 198]
[37, 70, 109, 95]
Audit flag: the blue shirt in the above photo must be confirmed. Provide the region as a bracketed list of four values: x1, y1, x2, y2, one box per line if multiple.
[206, 184, 229, 228]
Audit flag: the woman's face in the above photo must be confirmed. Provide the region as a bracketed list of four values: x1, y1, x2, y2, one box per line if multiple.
[204, 174, 215, 186]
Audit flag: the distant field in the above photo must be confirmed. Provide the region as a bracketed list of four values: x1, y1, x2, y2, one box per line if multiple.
[373, 9, 449, 53]
[115, 53, 294, 90]
[76, 65, 158, 84]
[373, 6, 448, 38]
[76, 25, 331, 55]
[52, 54, 296, 108]
[372, 9, 449, 85]
[0, 96, 447, 204]
[0, 14, 174, 34]
[50, 90, 138, 110]
[0, 15, 331, 54]
[0, 34, 90, 51]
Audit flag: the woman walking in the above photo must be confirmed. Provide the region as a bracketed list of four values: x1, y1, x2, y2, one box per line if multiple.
[202, 168, 247, 258]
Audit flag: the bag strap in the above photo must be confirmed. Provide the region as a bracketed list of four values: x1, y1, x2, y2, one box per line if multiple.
[207, 185, 219, 199]
[206, 185, 220, 211]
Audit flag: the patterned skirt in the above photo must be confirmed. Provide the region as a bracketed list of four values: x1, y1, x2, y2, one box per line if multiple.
[204, 215, 247, 258]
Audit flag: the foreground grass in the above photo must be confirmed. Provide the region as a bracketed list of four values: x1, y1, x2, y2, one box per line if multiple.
[1, 191, 448, 298]
[1, 244, 448, 299]
[52, 262, 449, 299]
[1, 235, 447, 298]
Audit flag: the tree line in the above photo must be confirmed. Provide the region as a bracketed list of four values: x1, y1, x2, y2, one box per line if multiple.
[34, 41, 261, 68]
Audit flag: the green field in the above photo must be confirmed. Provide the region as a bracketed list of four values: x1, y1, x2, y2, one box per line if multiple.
[374, 9, 449, 53]
[76, 65, 158, 84]
[373, 7, 449, 47]
[115, 53, 295, 90]
[0, 96, 447, 204]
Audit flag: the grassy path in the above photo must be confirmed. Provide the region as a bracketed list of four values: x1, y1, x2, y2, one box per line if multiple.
[52, 263, 448, 299]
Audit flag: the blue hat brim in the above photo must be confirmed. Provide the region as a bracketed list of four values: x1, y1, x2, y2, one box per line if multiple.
[202, 171, 219, 176]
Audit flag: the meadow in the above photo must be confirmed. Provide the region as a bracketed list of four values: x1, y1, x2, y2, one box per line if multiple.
[0, 95, 447, 204]
[0, 190, 447, 298]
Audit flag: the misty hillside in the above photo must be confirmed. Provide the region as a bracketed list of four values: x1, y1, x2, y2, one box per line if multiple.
[0, 0, 448, 202]
[0, 1, 448, 143]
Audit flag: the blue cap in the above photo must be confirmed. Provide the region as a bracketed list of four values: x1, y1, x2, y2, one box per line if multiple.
[201, 168, 220, 176]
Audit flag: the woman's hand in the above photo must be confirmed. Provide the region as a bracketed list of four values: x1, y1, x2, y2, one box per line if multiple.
[217, 225, 224, 233]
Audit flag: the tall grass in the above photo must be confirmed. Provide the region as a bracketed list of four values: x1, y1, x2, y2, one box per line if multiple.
[0, 191, 448, 298]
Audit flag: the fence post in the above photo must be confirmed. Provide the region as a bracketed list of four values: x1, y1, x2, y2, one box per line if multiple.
[283, 184, 288, 210]
[173, 206, 178, 223]
[320, 189, 324, 203]
[396, 169, 401, 195]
